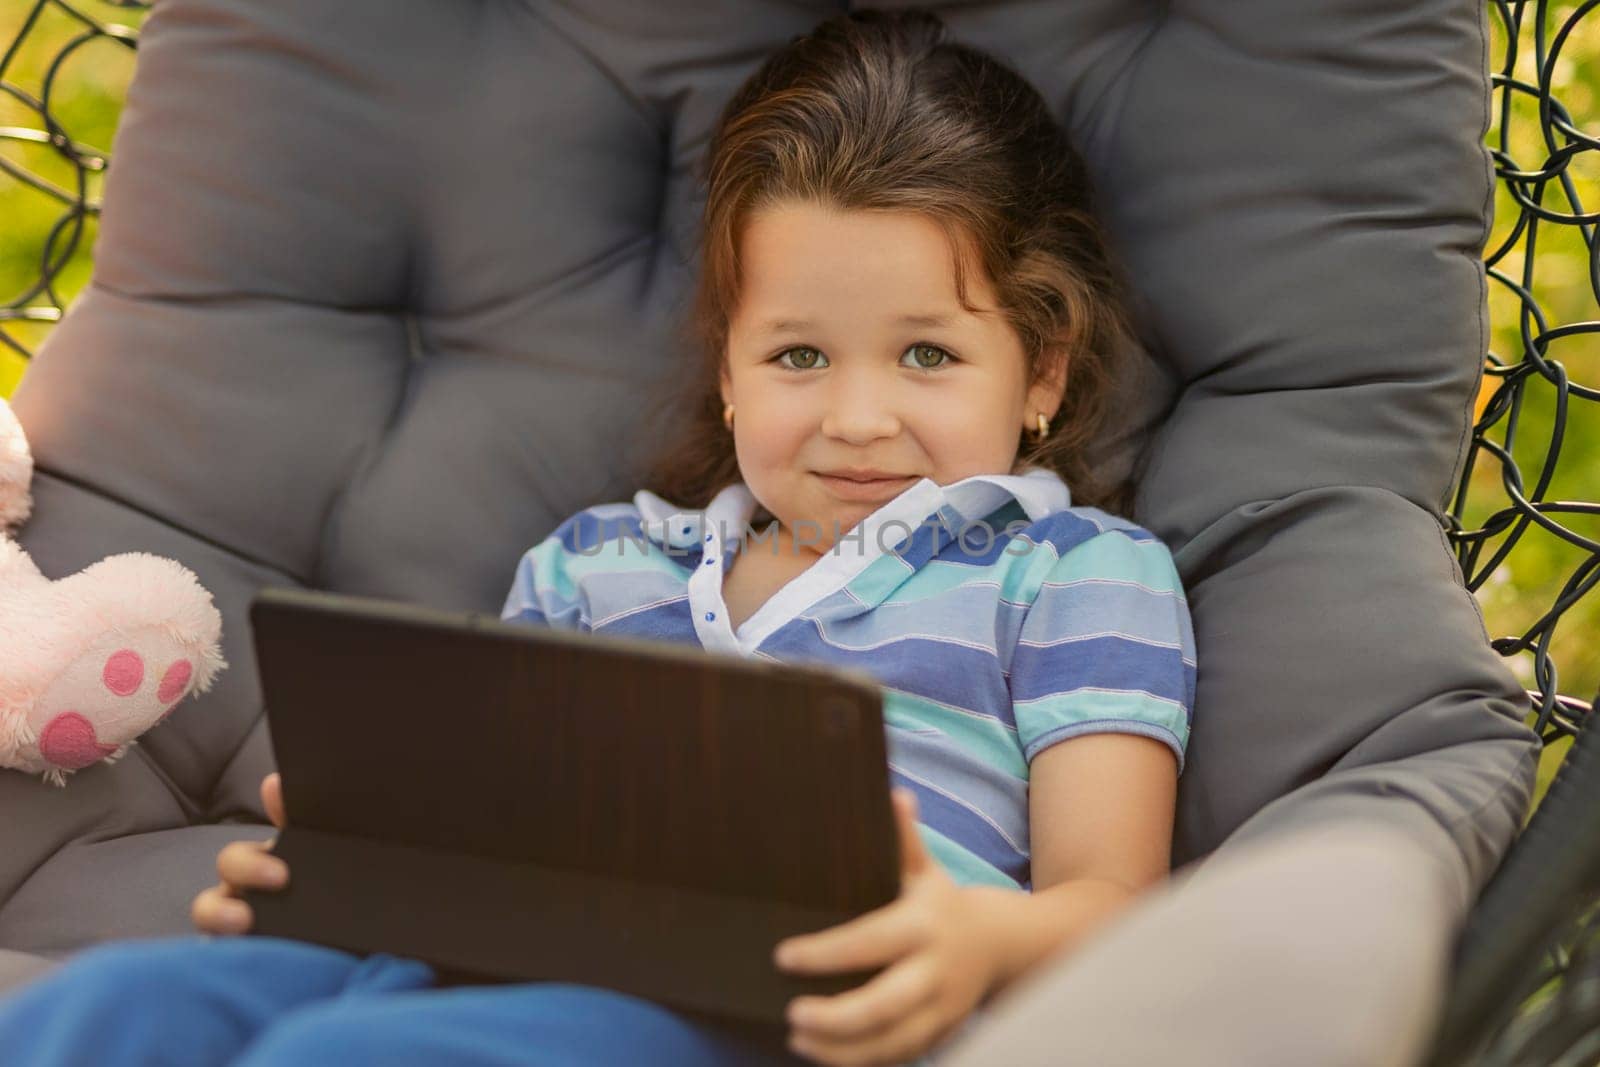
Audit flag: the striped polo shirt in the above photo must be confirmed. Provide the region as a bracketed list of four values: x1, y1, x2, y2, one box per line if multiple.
[500, 466, 1196, 892]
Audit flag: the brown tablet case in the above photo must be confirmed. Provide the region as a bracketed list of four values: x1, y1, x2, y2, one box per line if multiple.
[242, 586, 900, 1034]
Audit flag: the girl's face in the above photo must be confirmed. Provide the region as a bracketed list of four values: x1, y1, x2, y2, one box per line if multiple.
[721, 200, 1065, 555]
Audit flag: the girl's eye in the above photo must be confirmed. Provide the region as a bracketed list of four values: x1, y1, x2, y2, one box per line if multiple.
[775, 347, 828, 371]
[902, 343, 955, 371]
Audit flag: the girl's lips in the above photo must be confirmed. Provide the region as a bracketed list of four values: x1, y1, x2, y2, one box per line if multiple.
[814, 472, 918, 502]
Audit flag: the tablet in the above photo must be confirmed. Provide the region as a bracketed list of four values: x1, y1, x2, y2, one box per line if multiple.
[242, 585, 900, 1030]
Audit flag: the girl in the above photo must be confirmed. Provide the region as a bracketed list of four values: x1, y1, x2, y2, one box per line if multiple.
[0, 9, 1194, 1067]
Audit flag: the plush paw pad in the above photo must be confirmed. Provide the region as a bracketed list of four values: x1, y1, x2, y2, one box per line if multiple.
[157, 659, 193, 704]
[39, 712, 119, 771]
[30, 640, 204, 773]
[102, 649, 144, 696]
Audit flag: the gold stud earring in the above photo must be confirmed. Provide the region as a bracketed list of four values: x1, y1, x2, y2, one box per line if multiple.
[723, 403, 735, 432]
[1032, 412, 1050, 443]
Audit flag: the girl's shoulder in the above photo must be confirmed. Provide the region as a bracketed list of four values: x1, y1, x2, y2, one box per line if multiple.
[976, 466, 1157, 554]
[500, 499, 689, 628]
[525, 497, 713, 581]
[996, 504, 1188, 612]
[534, 499, 657, 555]
[1005, 503, 1174, 562]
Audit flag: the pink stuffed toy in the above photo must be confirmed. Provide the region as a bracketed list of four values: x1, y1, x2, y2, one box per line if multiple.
[0, 398, 226, 786]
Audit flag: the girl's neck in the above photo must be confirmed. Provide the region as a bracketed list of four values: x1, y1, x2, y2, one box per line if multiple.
[736, 517, 825, 566]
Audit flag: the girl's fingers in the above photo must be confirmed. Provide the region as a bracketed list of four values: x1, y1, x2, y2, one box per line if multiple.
[788, 954, 939, 1042]
[262, 773, 286, 830]
[789, 1000, 955, 1067]
[216, 840, 289, 892]
[776, 899, 926, 975]
[191, 885, 254, 935]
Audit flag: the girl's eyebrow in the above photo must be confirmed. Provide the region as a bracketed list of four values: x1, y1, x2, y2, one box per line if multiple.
[760, 312, 957, 335]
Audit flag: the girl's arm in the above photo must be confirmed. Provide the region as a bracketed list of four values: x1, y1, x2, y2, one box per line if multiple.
[770, 736, 1177, 1066]
[966, 731, 1178, 996]
[778, 526, 1192, 1063]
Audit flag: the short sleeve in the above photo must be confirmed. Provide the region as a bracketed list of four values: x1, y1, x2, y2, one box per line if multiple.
[498, 517, 591, 631]
[1008, 525, 1196, 775]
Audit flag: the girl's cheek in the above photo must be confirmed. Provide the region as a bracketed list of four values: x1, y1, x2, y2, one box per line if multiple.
[743, 411, 813, 460]
[934, 406, 1019, 469]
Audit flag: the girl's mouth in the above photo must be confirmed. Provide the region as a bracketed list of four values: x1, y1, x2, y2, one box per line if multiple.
[813, 472, 918, 501]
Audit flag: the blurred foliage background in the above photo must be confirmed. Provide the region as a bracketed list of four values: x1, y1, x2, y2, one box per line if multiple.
[1, 0, 142, 385]
[1, 0, 1596, 811]
[1471, 2, 1599, 812]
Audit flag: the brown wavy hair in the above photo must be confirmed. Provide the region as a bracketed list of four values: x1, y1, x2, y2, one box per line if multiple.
[632, 7, 1139, 520]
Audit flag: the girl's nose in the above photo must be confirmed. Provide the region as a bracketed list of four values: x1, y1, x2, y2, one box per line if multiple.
[819, 372, 903, 444]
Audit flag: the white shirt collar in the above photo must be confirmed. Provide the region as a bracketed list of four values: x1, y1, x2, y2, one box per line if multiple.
[937, 464, 1073, 526]
[631, 465, 1072, 655]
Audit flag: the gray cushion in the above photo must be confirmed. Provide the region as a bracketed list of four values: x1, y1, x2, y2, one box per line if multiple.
[0, 825, 276, 958]
[943, 818, 1460, 1067]
[3, 0, 1537, 962]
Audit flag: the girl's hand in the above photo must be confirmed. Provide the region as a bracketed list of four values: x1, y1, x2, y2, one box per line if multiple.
[190, 772, 289, 936]
[774, 788, 999, 1066]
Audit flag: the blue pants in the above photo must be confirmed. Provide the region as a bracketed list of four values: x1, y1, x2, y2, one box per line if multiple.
[0, 935, 811, 1066]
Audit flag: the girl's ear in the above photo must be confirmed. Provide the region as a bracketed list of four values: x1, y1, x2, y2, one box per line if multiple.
[719, 363, 732, 407]
[1026, 346, 1070, 422]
